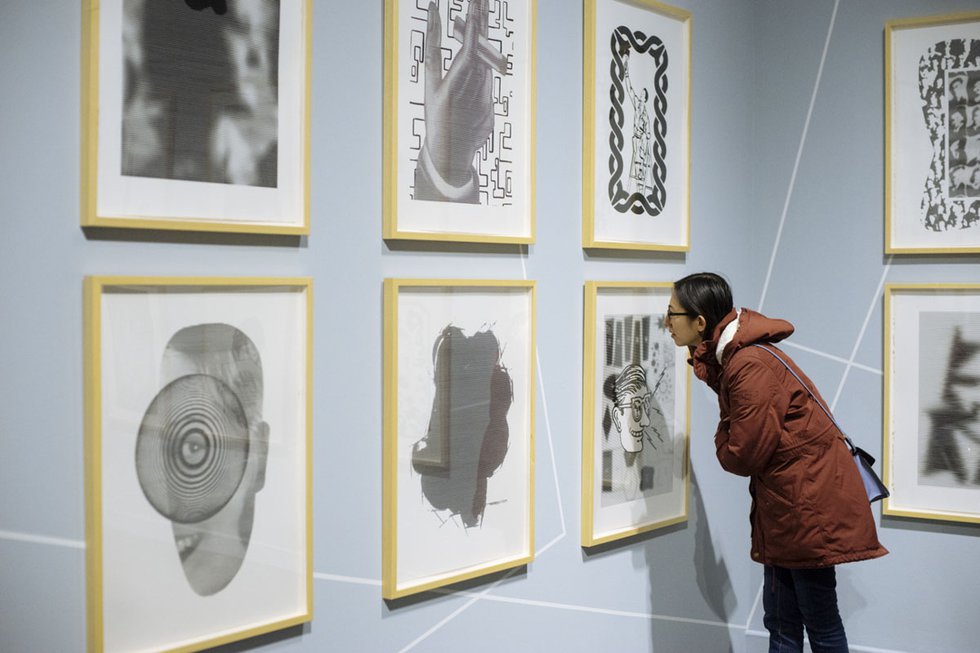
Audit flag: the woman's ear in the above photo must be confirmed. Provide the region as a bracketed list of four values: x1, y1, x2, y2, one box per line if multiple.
[695, 315, 707, 337]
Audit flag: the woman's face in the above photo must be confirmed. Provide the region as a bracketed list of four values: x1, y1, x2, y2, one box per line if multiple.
[666, 291, 705, 348]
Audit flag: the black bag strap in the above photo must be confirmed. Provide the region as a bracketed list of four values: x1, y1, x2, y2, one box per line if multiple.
[751, 344, 858, 454]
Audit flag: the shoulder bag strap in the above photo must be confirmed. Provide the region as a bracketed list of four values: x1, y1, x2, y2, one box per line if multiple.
[751, 344, 856, 453]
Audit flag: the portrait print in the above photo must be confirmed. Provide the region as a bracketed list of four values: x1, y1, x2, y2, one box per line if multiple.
[384, 0, 535, 242]
[135, 323, 270, 596]
[83, 0, 310, 232]
[582, 283, 689, 547]
[886, 14, 980, 252]
[85, 278, 311, 653]
[384, 280, 534, 598]
[122, 0, 281, 188]
[599, 313, 675, 508]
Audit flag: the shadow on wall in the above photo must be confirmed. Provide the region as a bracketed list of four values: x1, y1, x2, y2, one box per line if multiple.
[645, 467, 738, 651]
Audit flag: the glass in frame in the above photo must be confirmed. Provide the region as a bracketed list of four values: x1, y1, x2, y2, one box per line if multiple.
[582, 281, 689, 547]
[83, 276, 313, 652]
[884, 283, 980, 524]
[583, 0, 691, 251]
[81, 0, 311, 234]
[383, 279, 535, 598]
[886, 12, 980, 253]
[382, 0, 537, 244]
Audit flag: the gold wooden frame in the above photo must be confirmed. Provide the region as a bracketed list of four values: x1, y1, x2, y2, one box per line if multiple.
[883, 283, 980, 524]
[382, 0, 537, 244]
[383, 278, 536, 598]
[581, 281, 690, 547]
[885, 12, 980, 254]
[582, 0, 691, 251]
[84, 276, 313, 652]
[81, 1, 312, 234]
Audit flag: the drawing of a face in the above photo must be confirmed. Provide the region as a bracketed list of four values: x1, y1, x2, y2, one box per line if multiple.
[951, 108, 966, 132]
[950, 76, 967, 102]
[135, 323, 269, 596]
[612, 363, 651, 453]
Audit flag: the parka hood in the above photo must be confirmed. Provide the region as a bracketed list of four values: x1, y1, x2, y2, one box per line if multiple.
[690, 308, 795, 389]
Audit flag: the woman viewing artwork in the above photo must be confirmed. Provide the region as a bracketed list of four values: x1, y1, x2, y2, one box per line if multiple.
[668, 272, 887, 653]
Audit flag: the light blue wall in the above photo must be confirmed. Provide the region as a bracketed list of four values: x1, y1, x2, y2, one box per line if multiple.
[0, 1, 976, 652]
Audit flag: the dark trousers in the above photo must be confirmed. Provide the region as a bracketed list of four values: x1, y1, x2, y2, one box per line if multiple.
[762, 565, 848, 653]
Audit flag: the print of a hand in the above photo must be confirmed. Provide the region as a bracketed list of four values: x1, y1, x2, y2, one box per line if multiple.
[422, 0, 494, 187]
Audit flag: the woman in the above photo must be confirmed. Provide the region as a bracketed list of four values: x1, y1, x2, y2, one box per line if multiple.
[668, 272, 887, 653]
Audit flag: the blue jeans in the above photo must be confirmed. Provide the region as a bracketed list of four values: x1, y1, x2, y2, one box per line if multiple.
[762, 565, 848, 653]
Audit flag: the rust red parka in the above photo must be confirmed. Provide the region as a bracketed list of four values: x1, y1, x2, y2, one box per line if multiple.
[691, 308, 888, 568]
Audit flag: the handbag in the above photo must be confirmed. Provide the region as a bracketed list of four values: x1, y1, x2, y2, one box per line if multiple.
[752, 345, 890, 503]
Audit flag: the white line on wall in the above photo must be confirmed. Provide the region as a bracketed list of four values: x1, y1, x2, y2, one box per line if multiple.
[758, 0, 841, 312]
[0, 529, 85, 549]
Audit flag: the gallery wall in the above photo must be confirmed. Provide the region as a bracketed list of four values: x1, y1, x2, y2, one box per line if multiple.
[0, 1, 977, 652]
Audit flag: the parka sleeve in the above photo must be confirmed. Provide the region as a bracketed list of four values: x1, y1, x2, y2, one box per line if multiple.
[714, 356, 790, 477]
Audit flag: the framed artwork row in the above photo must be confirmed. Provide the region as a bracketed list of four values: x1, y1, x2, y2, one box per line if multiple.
[81, 0, 312, 234]
[84, 277, 313, 653]
[581, 282, 690, 547]
[884, 284, 980, 525]
[382, 279, 536, 598]
[886, 11, 980, 253]
[382, 0, 537, 244]
[583, 0, 691, 251]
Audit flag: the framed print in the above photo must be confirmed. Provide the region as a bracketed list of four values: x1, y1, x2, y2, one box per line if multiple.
[884, 283, 980, 524]
[581, 282, 689, 547]
[382, 0, 536, 243]
[886, 12, 980, 253]
[583, 0, 691, 251]
[81, 1, 311, 234]
[383, 279, 535, 598]
[83, 277, 312, 652]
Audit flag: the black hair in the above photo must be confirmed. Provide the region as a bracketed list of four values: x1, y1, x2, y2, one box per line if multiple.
[673, 272, 734, 341]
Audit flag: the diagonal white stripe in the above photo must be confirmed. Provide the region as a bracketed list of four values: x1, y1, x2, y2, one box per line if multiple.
[748, 0, 841, 631]
[829, 260, 891, 411]
[0, 529, 85, 549]
[759, 0, 841, 312]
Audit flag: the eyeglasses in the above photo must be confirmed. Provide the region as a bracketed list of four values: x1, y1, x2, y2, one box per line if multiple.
[665, 310, 695, 320]
[616, 393, 652, 420]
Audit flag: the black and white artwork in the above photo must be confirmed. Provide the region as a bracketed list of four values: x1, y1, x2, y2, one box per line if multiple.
[918, 312, 980, 489]
[89, 280, 310, 652]
[607, 28, 668, 216]
[135, 323, 270, 596]
[887, 15, 980, 251]
[386, 0, 534, 241]
[122, 0, 280, 187]
[84, 0, 309, 231]
[584, 0, 689, 250]
[411, 325, 514, 528]
[583, 284, 688, 546]
[599, 314, 675, 507]
[886, 285, 980, 524]
[918, 45, 980, 225]
[410, 0, 512, 205]
[385, 281, 533, 598]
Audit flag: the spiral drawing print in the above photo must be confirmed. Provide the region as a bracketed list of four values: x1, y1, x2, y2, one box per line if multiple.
[608, 26, 668, 216]
[136, 373, 250, 524]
